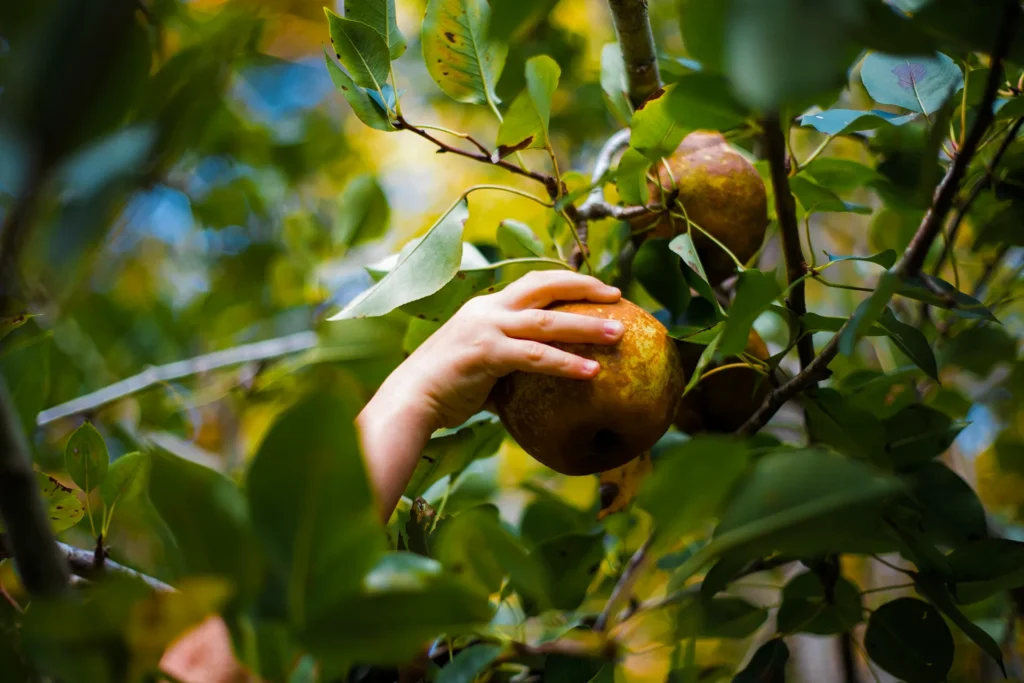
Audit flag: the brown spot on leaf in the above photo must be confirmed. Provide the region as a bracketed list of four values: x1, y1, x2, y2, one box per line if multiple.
[494, 137, 534, 160]
[444, 31, 456, 43]
[456, 272, 466, 280]
[635, 88, 665, 111]
[443, 72, 449, 76]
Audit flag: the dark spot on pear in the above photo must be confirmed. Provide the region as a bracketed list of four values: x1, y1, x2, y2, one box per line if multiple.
[599, 482, 619, 510]
[443, 71, 449, 76]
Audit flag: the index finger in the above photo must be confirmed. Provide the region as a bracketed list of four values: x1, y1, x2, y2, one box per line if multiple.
[499, 270, 621, 310]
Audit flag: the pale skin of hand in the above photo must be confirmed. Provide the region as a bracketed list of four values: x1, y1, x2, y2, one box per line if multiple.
[159, 271, 624, 682]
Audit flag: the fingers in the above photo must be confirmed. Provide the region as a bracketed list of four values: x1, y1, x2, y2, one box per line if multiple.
[496, 338, 600, 379]
[500, 309, 624, 345]
[500, 270, 620, 310]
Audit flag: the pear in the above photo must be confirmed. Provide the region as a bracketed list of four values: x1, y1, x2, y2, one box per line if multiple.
[492, 299, 685, 475]
[675, 329, 772, 434]
[633, 131, 768, 285]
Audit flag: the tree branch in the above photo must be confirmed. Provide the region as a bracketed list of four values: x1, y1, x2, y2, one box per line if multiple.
[763, 115, 815, 371]
[738, 3, 1018, 436]
[595, 534, 653, 632]
[606, 0, 661, 108]
[36, 331, 318, 427]
[0, 377, 70, 596]
[59, 541, 174, 592]
[394, 117, 558, 198]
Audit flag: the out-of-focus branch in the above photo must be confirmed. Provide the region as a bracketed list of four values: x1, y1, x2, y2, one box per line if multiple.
[59, 541, 174, 592]
[595, 534, 653, 632]
[0, 378, 70, 596]
[37, 331, 318, 427]
[605, 0, 661, 108]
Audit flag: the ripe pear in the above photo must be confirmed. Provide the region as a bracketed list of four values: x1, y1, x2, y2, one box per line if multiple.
[492, 299, 685, 475]
[675, 329, 772, 434]
[632, 131, 768, 285]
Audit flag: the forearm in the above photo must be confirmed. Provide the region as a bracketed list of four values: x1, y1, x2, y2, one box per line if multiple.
[356, 381, 438, 522]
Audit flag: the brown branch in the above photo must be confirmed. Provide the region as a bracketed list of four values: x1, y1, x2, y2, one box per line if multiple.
[595, 534, 653, 632]
[932, 117, 1024, 278]
[0, 378, 70, 596]
[738, 1, 1019, 436]
[606, 0, 661, 108]
[59, 541, 174, 592]
[394, 117, 558, 198]
[763, 115, 815, 371]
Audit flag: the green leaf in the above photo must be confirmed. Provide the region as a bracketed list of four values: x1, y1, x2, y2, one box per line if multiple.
[404, 412, 505, 499]
[0, 332, 50, 436]
[629, 85, 687, 161]
[247, 385, 384, 625]
[324, 50, 395, 132]
[148, 449, 263, 602]
[100, 452, 150, 526]
[948, 539, 1024, 604]
[344, 0, 406, 59]
[639, 436, 749, 545]
[532, 533, 605, 611]
[437, 644, 503, 683]
[335, 174, 390, 248]
[883, 405, 960, 471]
[863, 598, 953, 683]
[494, 55, 560, 159]
[64, 422, 109, 494]
[615, 147, 653, 206]
[677, 597, 767, 639]
[803, 158, 884, 192]
[909, 0, 1024, 65]
[543, 654, 604, 683]
[799, 108, 917, 135]
[331, 198, 470, 319]
[663, 72, 749, 132]
[804, 388, 886, 463]
[839, 270, 900, 355]
[860, 52, 963, 115]
[732, 639, 789, 683]
[905, 462, 987, 547]
[713, 448, 903, 559]
[677, 0, 727, 72]
[915, 575, 1005, 676]
[776, 571, 862, 635]
[325, 10, 391, 92]
[897, 274, 998, 321]
[633, 238, 690, 321]
[497, 220, 544, 258]
[37, 472, 85, 534]
[725, 0, 858, 109]
[422, 0, 507, 105]
[400, 267, 496, 323]
[824, 250, 897, 268]
[435, 507, 551, 609]
[875, 308, 939, 380]
[789, 175, 871, 214]
[939, 324, 1017, 375]
[716, 270, 781, 359]
[600, 43, 631, 125]
[669, 233, 722, 320]
[519, 486, 592, 548]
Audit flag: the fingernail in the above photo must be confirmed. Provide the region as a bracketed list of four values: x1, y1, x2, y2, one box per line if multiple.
[604, 321, 623, 337]
[584, 360, 600, 374]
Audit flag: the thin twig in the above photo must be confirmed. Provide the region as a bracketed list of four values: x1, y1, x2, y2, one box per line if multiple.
[59, 541, 174, 592]
[596, 535, 653, 632]
[37, 331, 318, 426]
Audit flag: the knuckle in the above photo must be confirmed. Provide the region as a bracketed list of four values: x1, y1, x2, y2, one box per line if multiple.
[534, 309, 554, 330]
[524, 341, 548, 363]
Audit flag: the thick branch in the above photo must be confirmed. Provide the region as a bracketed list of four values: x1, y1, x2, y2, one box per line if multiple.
[0, 378, 70, 596]
[394, 117, 558, 198]
[60, 541, 174, 592]
[37, 331, 318, 427]
[763, 115, 815, 371]
[606, 0, 661, 108]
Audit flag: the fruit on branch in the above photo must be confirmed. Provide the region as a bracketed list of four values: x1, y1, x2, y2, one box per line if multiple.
[632, 131, 769, 285]
[674, 329, 772, 435]
[492, 299, 685, 475]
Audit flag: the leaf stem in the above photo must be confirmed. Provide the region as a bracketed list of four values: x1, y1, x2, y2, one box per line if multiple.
[793, 134, 836, 174]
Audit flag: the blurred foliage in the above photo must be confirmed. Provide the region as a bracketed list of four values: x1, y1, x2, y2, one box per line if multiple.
[0, 0, 1023, 682]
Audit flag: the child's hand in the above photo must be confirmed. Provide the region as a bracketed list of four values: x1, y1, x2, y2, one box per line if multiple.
[358, 270, 624, 517]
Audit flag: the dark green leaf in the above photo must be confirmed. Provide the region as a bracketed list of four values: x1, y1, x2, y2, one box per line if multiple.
[799, 108, 917, 135]
[789, 175, 871, 214]
[863, 598, 953, 683]
[532, 533, 605, 611]
[0, 332, 50, 437]
[677, 597, 767, 639]
[883, 404, 960, 471]
[422, 0, 507, 105]
[940, 324, 1018, 375]
[716, 270, 781, 359]
[824, 250, 897, 268]
[663, 72, 749, 132]
[803, 158, 884, 192]
[405, 412, 505, 499]
[875, 308, 939, 380]
[860, 53, 963, 115]
[915, 575, 1005, 676]
[898, 274, 998, 321]
[335, 174, 390, 248]
[247, 385, 384, 625]
[324, 50, 395, 131]
[804, 388, 886, 463]
[776, 571, 862, 635]
[543, 654, 604, 683]
[634, 238, 690, 321]
[64, 421, 108, 493]
[344, 0, 406, 60]
[437, 644, 503, 683]
[495, 55, 560, 159]
[839, 270, 899, 355]
[677, 0, 727, 72]
[904, 461, 988, 547]
[331, 198, 469, 319]
[325, 10, 391, 92]
[732, 639, 788, 683]
[519, 487, 592, 548]
[948, 538, 1024, 604]
[909, 0, 1024, 65]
